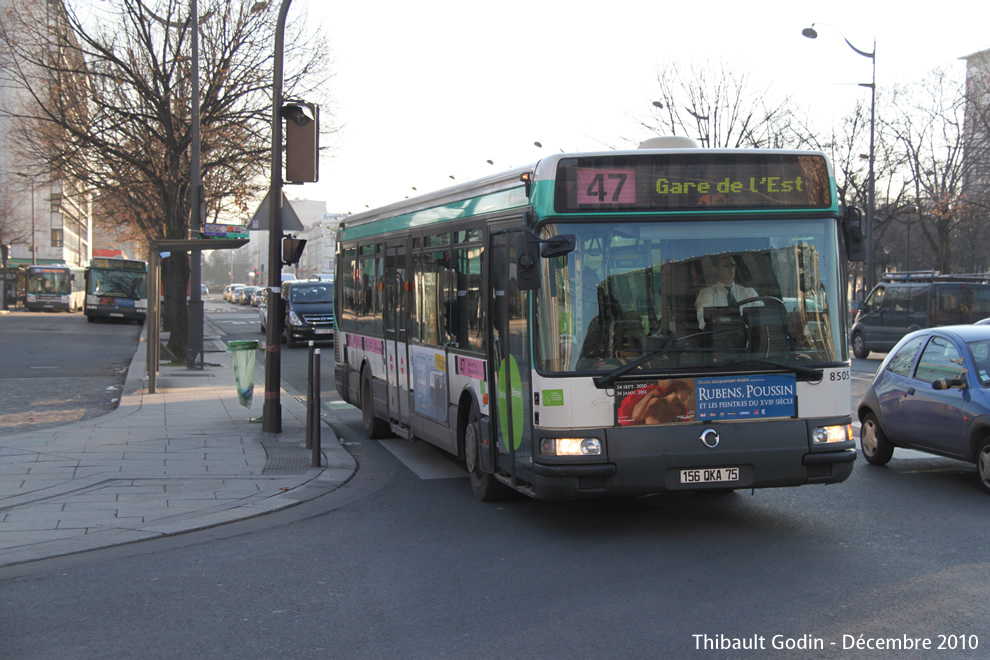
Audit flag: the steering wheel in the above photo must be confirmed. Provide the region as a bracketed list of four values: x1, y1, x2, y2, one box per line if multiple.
[730, 295, 785, 309]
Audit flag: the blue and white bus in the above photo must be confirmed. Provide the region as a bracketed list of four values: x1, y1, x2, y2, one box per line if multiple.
[84, 257, 148, 323]
[334, 141, 866, 500]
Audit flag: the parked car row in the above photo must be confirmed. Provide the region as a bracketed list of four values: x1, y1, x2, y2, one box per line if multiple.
[220, 283, 267, 306]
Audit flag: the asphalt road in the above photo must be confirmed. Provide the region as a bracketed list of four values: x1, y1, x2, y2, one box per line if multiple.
[3, 304, 988, 658]
[0, 311, 140, 435]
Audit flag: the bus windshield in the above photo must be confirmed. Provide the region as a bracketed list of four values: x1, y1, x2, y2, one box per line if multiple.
[534, 218, 844, 374]
[88, 268, 147, 299]
[27, 268, 72, 295]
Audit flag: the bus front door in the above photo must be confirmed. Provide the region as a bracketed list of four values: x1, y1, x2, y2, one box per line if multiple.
[384, 241, 410, 426]
[489, 227, 532, 487]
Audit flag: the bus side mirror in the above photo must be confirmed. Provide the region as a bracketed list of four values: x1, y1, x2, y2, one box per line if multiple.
[842, 206, 867, 262]
[515, 232, 577, 290]
[541, 234, 576, 258]
[515, 232, 541, 291]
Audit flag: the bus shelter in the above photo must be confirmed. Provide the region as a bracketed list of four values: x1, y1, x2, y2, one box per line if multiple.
[147, 238, 247, 393]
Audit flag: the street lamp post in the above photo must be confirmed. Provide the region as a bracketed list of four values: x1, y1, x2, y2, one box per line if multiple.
[803, 24, 876, 294]
[15, 172, 37, 265]
[262, 0, 294, 433]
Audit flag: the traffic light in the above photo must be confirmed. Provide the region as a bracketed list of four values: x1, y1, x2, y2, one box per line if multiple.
[284, 102, 319, 184]
[282, 236, 307, 266]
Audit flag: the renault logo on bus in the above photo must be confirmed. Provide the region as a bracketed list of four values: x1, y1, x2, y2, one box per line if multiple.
[700, 429, 720, 448]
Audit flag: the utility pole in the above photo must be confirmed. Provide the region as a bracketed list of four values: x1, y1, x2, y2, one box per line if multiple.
[187, 0, 205, 370]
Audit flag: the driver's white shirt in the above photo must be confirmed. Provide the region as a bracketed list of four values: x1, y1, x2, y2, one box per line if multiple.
[695, 282, 761, 329]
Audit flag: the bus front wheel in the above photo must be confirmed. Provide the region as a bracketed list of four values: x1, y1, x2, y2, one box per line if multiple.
[463, 400, 512, 501]
[361, 377, 389, 439]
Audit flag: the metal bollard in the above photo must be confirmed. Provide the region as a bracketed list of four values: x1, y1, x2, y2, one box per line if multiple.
[306, 341, 314, 449]
[311, 347, 322, 467]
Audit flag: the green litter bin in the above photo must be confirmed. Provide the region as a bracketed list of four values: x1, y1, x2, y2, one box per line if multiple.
[226, 340, 259, 408]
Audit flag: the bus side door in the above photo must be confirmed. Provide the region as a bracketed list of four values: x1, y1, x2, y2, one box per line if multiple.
[384, 240, 410, 425]
[489, 225, 533, 485]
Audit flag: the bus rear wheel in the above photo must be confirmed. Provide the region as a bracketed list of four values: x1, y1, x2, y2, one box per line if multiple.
[463, 400, 512, 501]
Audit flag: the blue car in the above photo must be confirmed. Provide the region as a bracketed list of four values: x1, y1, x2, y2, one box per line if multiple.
[858, 324, 990, 493]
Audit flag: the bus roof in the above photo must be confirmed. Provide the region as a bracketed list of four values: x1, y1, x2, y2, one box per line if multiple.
[341, 164, 533, 230]
[339, 147, 837, 241]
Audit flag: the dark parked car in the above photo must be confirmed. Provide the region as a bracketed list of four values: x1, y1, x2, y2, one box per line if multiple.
[262, 280, 335, 348]
[850, 272, 990, 359]
[857, 324, 990, 493]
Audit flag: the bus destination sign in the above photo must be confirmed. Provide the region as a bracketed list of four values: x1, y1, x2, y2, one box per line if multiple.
[201, 223, 250, 239]
[555, 153, 832, 212]
[90, 257, 146, 270]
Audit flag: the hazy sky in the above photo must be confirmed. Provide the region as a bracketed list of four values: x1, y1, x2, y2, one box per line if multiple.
[288, 0, 987, 216]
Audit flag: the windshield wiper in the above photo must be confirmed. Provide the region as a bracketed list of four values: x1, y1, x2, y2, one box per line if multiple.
[591, 332, 824, 389]
[715, 359, 823, 381]
[592, 328, 723, 389]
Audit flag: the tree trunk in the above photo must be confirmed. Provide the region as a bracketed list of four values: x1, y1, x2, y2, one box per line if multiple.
[163, 251, 190, 363]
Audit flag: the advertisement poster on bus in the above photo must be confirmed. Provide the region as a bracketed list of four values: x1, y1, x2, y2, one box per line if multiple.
[615, 373, 797, 425]
[694, 374, 796, 420]
[411, 345, 448, 423]
[615, 379, 696, 426]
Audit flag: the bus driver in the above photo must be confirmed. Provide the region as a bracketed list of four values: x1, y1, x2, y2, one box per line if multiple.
[695, 255, 761, 329]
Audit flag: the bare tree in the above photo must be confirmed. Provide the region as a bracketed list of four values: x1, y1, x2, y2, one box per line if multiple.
[885, 67, 981, 274]
[830, 95, 915, 287]
[957, 50, 990, 273]
[638, 60, 805, 149]
[0, 0, 334, 359]
[0, 175, 32, 251]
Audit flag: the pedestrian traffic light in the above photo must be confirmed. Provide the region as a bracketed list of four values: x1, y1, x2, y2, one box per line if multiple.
[282, 236, 306, 266]
[284, 102, 319, 184]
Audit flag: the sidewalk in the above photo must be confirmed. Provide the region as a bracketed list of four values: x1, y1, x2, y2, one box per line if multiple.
[0, 326, 355, 568]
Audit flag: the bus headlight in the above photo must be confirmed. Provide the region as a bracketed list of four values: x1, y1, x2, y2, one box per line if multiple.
[812, 424, 853, 444]
[540, 438, 602, 456]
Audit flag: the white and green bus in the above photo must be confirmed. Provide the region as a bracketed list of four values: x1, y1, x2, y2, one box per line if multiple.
[334, 142, 866, 500]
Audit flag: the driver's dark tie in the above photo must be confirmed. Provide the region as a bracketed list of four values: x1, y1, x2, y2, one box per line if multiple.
[726, 286, 736, 306]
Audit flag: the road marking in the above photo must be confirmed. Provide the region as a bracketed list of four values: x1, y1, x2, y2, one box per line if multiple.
[378, 438, 467, 480]
[29, 366, 59, 369]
